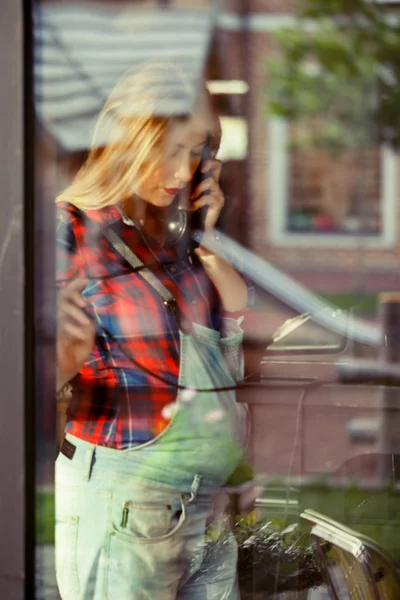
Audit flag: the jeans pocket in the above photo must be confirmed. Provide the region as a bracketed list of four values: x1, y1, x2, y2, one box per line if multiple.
[55, 515, 80, 599]
[111, 494, 187, 544]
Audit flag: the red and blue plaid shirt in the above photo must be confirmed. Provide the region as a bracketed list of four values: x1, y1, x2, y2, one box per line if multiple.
[56, 201, 224, 449]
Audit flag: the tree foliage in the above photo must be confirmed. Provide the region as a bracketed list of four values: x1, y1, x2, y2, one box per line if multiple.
[266, 0, 400, 153]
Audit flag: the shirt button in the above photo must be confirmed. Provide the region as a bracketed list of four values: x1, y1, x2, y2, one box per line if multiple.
[191, 299, 198, 305]
[169, 266, 177, 274]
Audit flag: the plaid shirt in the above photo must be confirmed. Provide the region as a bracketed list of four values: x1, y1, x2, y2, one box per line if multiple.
[56, 201, 223, 449]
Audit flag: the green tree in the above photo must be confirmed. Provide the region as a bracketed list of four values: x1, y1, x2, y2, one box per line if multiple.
[266, 0, 400, 154]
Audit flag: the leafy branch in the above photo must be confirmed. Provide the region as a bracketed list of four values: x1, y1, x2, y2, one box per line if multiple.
[266, 0, 400, 153]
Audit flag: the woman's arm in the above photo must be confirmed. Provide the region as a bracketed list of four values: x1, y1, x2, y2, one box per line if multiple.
[190, 155, 248, 312]
[57, 278, 96, 391]
[56, 204, 96, 391]
[195, 245, 247, 384]
[194, 246, 248, 312]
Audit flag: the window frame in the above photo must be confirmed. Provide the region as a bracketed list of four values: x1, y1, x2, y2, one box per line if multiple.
[267, 117, 398, 248]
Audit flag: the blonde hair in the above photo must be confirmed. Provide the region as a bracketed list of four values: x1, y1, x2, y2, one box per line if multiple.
[57, 61, 207, 210]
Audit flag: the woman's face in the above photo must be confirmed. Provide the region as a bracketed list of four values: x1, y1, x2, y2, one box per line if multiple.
[133, 116, 211, 208]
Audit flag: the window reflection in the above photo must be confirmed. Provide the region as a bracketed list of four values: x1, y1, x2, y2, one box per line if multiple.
[33, 1, 400, 599]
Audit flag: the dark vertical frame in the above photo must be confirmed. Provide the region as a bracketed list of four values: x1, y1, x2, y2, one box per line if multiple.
[0, 0, 34, 597]
[24, 0, 36, 597]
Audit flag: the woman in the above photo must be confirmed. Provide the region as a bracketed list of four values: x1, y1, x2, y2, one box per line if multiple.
[56, 61, 249, 600]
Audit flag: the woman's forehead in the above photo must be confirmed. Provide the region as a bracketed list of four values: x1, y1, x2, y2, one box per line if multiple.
[166, 115, 219, 147]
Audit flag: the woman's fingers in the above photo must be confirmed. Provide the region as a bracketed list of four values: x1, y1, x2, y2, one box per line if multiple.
[192, 177, 223, 203]
[56, 279, 96, 389]
[62, 321, 91, 341]
[59, 278, 89, 308]
[58, 279, 91, 320]
[201, 159, 222, 182]
[59, 302, 92, 329]
[62, 277, 89, 294]
[190, 158, 225, 229]
[58, 277, 94, 338]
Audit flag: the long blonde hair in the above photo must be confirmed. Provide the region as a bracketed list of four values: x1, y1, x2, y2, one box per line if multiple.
[57, 61, 201, 210]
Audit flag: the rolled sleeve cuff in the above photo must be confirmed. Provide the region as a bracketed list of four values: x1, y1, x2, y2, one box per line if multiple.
[220, 315, 244, 338]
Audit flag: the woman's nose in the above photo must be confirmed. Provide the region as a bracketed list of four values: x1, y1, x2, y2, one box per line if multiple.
[174, 157, 192, 184]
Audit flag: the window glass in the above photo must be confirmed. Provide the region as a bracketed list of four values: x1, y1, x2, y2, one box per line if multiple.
[288, 123, 382, 236]
[33, 1, 400, 598]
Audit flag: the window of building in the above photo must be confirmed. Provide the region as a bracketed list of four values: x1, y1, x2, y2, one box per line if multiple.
[267, 117, 397, 247]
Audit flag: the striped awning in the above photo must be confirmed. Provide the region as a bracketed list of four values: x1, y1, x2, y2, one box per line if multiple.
[34, 4, 213, 151]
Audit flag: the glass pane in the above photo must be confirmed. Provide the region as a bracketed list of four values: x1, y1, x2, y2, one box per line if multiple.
[287, 129, 382, 236]
[33, 0, 400, 598]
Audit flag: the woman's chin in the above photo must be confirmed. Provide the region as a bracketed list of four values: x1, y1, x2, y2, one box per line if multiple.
[149, 192, 176, 207]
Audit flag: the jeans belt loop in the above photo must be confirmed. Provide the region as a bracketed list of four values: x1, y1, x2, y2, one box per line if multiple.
[81, 447, 95, 483]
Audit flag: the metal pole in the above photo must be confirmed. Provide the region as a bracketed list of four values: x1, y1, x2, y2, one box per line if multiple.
[0, 0, 28, 596]
[378, 292, 400, 484]
[239, 0, 252, 248]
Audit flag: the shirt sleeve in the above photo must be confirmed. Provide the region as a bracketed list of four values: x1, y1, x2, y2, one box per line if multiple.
[219, 321, 244, 383]
[220, 315, 244, 337]
[56, 202, 86, 286]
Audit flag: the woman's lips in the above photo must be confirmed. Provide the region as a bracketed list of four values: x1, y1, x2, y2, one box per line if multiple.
[163, 188, 182, 196]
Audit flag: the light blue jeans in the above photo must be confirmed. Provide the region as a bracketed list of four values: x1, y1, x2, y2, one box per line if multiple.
[55, 325, 247, 599]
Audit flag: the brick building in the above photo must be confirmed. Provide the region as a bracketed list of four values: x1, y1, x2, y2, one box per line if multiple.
[37, 0, 400, 294]
[215, 0, 400, 294]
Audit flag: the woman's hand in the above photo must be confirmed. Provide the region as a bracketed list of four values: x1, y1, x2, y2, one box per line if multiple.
[191, 157, 247, 312]
[191, 159, 224, 231]
[195, 245, 248, 313]
[57, 278, 96, 391]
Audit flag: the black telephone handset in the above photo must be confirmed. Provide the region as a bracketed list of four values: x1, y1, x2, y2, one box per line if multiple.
[163, 134, 214, 251]
[188, 136, 213, 245]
